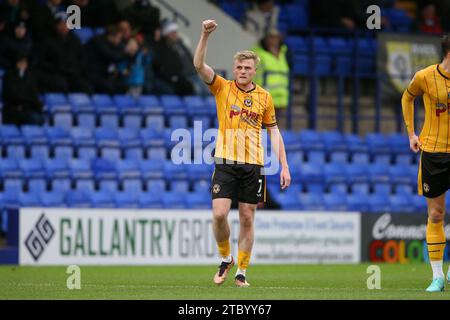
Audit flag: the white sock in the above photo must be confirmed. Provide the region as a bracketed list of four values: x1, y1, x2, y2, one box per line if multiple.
[222, 255, 232, 263]
[431, 260, 444, 279]
[235, 268, 246, 277]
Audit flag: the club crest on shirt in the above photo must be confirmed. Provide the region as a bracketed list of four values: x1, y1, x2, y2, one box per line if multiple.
[423, 183, 430, 193]
[212, 184, 221, 194]
[244, 97, 253, 107]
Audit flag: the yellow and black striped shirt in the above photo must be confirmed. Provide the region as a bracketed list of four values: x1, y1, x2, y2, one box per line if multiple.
[402, 64, 450, 153]
[208, 74, 277, 165]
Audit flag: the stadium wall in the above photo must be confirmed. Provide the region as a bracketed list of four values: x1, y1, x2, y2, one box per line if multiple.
[14, 208, 360, 266]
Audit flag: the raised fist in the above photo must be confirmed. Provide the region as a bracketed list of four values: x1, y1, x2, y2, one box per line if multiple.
[202, 19, 218, 34]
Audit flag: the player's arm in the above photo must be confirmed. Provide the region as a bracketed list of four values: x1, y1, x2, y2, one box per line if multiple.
[193, 19, 218, 84]
[266, 125, 291, 190]
[401, 72, 424, 153]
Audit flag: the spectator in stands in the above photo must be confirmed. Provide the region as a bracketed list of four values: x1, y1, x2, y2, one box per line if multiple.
[122, 0, 161, 45]
[64, 0, 120, 28]
[243, 0, 280, 40]
[419, 3, 443, 35]
[153, 21, 200, 96]
[2, 53, 45, 126]
[84, 24, 129, 94]
[252, 29, 291, 128]
[0, 0, 32, 35]
[35, 13, 92, 93]
[32, 0, 65, 40]
[0, 19, 33, 70]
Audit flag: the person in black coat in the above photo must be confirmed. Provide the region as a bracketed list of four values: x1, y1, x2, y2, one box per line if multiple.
[2, 53, 45, 126]
[84, 24, 130, 94]
[35, 13, 92, 93]
[0, 19, 33, 70]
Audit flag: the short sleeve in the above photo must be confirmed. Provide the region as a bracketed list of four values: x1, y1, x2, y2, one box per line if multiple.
[207, 74, 227, 96]
[262, 93, 277, 127]
[405, 71, 424, 97]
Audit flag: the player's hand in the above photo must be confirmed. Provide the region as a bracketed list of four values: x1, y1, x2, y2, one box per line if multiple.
[280, 166, 291, 190]
[202, 19, 218, 34]
[409, 134, 421, 153]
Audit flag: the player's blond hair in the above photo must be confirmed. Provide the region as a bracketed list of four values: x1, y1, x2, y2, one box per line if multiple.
[233, 50, 260, 68]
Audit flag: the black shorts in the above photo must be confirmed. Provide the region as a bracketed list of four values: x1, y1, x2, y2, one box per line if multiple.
[211, 160, 265, 204]
[418, 151, 450, 198]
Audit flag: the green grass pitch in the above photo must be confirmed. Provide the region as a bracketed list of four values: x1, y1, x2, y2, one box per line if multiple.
[0, 263, 449, 300]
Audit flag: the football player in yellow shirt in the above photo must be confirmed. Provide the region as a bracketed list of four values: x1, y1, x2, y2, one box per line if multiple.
[401, 34, 450, 292]
[193, 19, 291, 287]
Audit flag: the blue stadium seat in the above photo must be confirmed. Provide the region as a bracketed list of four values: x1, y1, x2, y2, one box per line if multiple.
[306, 182, 326, 194]
[389, 165, 413, 185]
[89, 190, 115, 208]
[4, 178, 23, 193]
[368, 163, 390, 183]
[329, 151, 348, 164]
[74, 178, 95, 193]
[54, 145, 74, 162]
[30, 145, 50, 162]
[2, 190, 20, 208]
[388, 133, 410, 154]
[92, 94, 116, 114]
[170, 180, 189, 193]
[287, 4, 308, 31]
[365, 133, 390, 154]
[139, 159, 165, 180]
[322, 131, 347, 152]
[187, 164, 212, 181]
[124, 147, 144, 162]
[65, 190, 91, 207]
[53, 112, 73, 130]
[19, 159, 45, 179]
[122, 178, 143, 194]
[184, 96, 209, 122]
[147, 147, 166, 160]
[44, 93, 70, 113]
[114, 192, 139, 208]
[351, 151, 370, 164]
[0, 158, 22, 178]
[137, 95, 163, 115]
[347, 194, 370, 212]
[146, 179, 166, 193]
[140, 127, 165, 148]
[351, 182, 370, 195]
[373, 153, 391, 165]
[394, 153, 413, 166]
[21, 125, 47, 145]
[40, 191, 66, 207]
[77, 113, 97, 130]
[69, 158, 93, 179]
[324, 192, 348, 211]
[193, 180, 210, 193]
[95, 127, 120, 148]
[123, 114, 142, 129]
[77, 146, 97, 161]
[329, 183, 348, 194]
[298, 130, 324, 150]
[164, 161, 188, 181]
[413, 194, 427, 212]
[99, 114, 119, 130]
[273, 192, 301, 210]
[46, 127, 71, 146]
[307, 150, 326, 164]
[324, 163, 347, 184]
[139, 191, 163, 208]
[98, 179, 118, 193]
[6, 145, 25, 160]
[185, 192, 211, 209]
[116, 159, 140, 180]
[292, 54, 309, 75]
[162, 192, 186, 208]
[71, 127, 95, 147]
[169, 115, 188, 130]
[191, 115, 211, 128]
[299, 163, 324, 184]
[44, 158, 70, 179]
[0, 125, 23, 145]
[113, 94, 139, 114]
[19, 192, 41, 207]
[93, 158, 117, 180]
[68, 93, 94, 113]
[285, 36, 308, 55]
[220, 0, 247, 21]
[390, 194, 415, 213]
[373, 182, 391, 196]
[282, 130, 302, 152]
[368, 194, 391, 213]
[51, 178, 71, 194]
[100, 147, 121, 163]
[298, 192, 326, 211]
[160, 95, 187, 116]
[28, 178, 47, 195]
[395, 184, 414, 195]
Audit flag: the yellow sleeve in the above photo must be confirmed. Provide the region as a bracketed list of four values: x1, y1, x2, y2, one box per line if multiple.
[401, 71, 424, 136]
[262, 93, 277, 127]
[207, 73, 227, 96]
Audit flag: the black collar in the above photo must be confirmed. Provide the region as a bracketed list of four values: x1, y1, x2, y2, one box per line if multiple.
[234, 80, 256, 93]
[437, 64, 450, 80]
